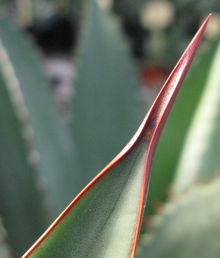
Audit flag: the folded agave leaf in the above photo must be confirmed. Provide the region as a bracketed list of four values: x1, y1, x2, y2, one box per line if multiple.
[22, 15, 210, 258]
[173, 34, 220, 193]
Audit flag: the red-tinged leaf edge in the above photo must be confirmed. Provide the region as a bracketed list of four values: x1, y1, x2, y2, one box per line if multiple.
[22, 14, 210, 258]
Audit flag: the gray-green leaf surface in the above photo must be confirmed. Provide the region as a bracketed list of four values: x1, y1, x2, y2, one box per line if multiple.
[72, 0, 144, 186]
[0, 17, 83, 214]
[173, 36, 220, 193]
[0, 41, 50, 256]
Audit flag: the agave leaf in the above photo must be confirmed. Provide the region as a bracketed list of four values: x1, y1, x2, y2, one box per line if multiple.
[22, 15, 210, 258]
[0, 43, 50, 256]
[173, 34, 220, 193]
[0, 17, 83, 214]
[0, 218, 13, 258]
[137, 177, 220, 258]
[145, 35, 219, 215]
[72, 0, 144, 186]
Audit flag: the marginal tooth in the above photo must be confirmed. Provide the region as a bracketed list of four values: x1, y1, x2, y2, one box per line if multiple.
[151, 214, 164, 227]
[177, 194, 188, 207]
[197, 184, 212, 196]
[139, 233, 154, 246]
[163, 202, 176, 215]
[22, 125, 34, 142]
[27, 150, 40, 166]
[16, 105, 29, 121]
[1, 60, 14, 78]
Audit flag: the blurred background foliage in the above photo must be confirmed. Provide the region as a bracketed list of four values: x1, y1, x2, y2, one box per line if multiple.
[0, 0, 220, 257]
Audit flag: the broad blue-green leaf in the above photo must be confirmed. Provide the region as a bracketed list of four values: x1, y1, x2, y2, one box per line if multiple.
[0, 218, 13, 258]
[22, 15, 209, 258]
[72, 0, 144, 186]
[137, 177, 220, 258]
[0, 42, 50, 256]
[173, 34, 220, 193]
[0, 17, 83, 214]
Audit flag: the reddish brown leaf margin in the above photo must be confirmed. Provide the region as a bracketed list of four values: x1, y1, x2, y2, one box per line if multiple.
[130, 14, 211, 257]
[22, 14, 210, 258]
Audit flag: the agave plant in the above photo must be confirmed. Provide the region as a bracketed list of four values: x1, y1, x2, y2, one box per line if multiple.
[19, 13, 210, 258]
[0, 1, 219, 258]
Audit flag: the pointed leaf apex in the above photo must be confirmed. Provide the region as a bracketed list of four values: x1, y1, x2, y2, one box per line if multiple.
[21, 15, 210, 258]
[130, 15, 210, 257]
[141, 14, 211, 149]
